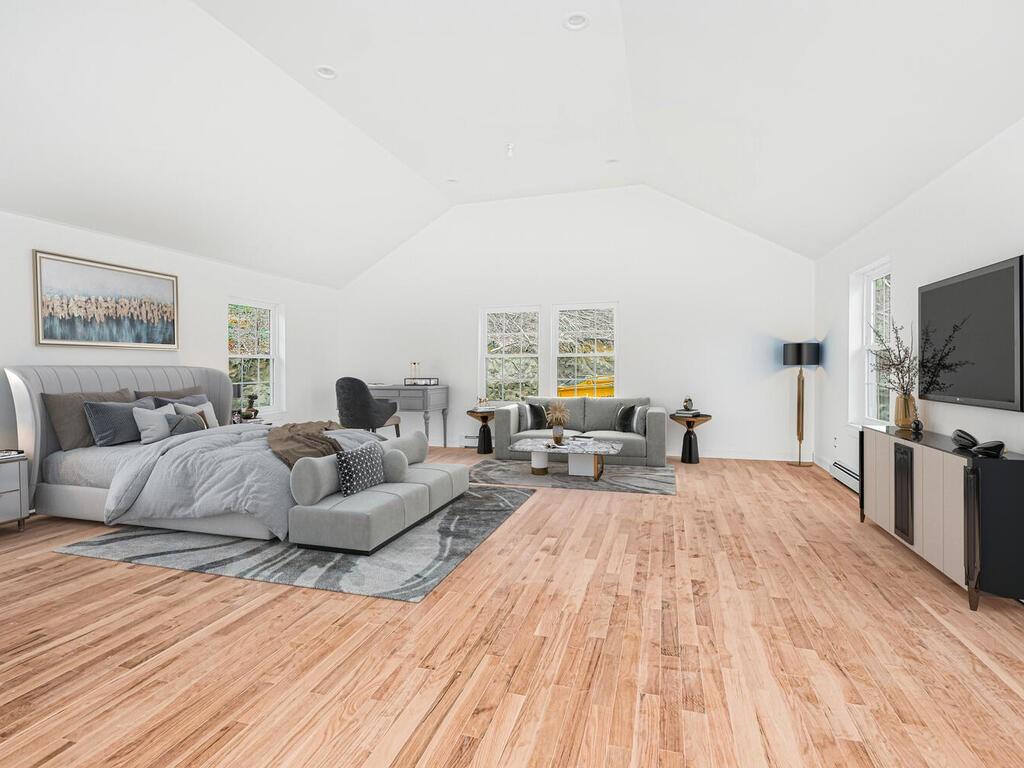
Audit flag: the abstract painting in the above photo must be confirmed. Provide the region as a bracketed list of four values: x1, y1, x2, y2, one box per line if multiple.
[34, 251, 178, 349]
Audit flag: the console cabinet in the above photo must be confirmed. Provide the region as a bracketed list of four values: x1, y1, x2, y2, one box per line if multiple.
[859, 425, 1024, 610]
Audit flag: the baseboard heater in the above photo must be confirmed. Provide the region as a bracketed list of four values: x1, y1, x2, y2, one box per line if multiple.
[830, 461, 859, 494]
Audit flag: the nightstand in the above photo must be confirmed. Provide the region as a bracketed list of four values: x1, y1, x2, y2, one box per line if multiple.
[0, 453, 29, 531]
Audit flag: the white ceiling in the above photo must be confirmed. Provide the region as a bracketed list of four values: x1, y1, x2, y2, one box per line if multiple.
[4, 1, 1024, 280]
[197, 0, 1024, 258]
[0, 0, 446, 288]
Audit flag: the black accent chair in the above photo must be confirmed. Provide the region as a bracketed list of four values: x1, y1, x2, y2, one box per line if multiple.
[335, 377, 401, 436]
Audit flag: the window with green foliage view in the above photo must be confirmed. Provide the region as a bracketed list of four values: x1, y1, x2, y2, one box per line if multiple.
[228, 303, 276, 409]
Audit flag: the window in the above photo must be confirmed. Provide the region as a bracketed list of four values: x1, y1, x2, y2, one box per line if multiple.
[228, 302, 282, 411]
[865, 271, 892, 422]
[555, 305, 616, 397]
[482, 309, 540, 400]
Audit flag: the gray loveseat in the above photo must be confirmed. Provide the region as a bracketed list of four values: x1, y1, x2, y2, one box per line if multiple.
[288, 432, 469, 553]
[493, 396, 667, 467]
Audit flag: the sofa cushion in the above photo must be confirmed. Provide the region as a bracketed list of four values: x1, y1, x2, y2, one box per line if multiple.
[404, 463, 470, 510]
[288, 485, 427, 552]
[526, 397, 585, 431]
[580, 430, 648, 458]
[585, 397, 650, 431]
[380, 431, 429, 465]
[510, 429, 584, 445]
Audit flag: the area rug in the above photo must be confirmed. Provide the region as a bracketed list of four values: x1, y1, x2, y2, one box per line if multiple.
[55, 486, 534, 602]
[469, 459, 676, 495]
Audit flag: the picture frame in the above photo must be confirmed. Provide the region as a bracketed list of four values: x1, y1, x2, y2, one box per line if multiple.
[34, 250, 179, 350]
[404, 377, 439, 386]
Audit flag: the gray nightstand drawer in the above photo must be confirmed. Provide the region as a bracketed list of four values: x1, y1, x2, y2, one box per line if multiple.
[0, 463, 19, 493]
[0, 490, 22, 523]
[398, 395, 426, 411]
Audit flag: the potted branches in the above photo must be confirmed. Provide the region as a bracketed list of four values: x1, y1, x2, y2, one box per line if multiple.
[546, 401, 570, 445]
[870, 323, 918, 429]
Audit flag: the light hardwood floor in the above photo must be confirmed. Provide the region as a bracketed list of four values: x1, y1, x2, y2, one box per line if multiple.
[2, 452, 1024, 767]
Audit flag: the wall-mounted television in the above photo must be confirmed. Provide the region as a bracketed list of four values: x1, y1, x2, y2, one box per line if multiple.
[918, 256, 1022, 411]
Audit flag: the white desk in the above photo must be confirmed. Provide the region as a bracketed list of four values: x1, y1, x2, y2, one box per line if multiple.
[367, 384, 449, 446]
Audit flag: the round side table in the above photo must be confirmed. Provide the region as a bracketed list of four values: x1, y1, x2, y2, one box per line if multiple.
[669, 414, 712, 464]
[467, 409, 497, 454]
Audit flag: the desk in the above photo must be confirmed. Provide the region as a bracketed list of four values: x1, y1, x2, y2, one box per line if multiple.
[669, 414, 712, 464]
[367, 384, 449, 446]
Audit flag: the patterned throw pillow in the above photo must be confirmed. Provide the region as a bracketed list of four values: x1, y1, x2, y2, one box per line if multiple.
[335, 441, 386, 497]
[615, 404, 649, 436]
[515, 402, 548, 431]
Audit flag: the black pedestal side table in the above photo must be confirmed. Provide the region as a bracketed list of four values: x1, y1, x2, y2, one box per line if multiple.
[467, 408, 498, 454]
[670, 414, 712, 464]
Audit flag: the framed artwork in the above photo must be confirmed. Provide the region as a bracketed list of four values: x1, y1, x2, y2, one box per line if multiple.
[34, 250, 178, 349]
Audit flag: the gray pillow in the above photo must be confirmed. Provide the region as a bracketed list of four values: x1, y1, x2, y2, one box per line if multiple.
[84, 397, 157, 446]
[172, 401, 219, 428]
[630, 405, 649, 436]
[166, 412, 207, 437]
[381, 431, 428, 464]
[133, 404, 177, 444]
[335, 441, 385, 497]
[42, 388, 134, 451]
[134, 386, 204, 399]
[154, 394, 208, 408]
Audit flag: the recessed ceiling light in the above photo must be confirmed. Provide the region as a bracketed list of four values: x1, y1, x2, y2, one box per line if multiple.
[446, 178, 459, 184]
[605, 158, 619, 164]
[314, 65, 337, 80]
[564, 12, 589, 31]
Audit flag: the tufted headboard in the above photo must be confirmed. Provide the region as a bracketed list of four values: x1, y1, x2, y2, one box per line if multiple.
[4, 365, 231, 501]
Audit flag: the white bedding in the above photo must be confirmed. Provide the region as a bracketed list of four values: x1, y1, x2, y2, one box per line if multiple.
[42, 443, 142, 488]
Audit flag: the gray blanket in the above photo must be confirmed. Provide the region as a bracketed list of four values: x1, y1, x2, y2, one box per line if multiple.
[105, 424, 380, 539]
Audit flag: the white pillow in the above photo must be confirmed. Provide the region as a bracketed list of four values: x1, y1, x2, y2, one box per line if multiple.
[173, 401, 219, 427]
[133, 404, 176, 445]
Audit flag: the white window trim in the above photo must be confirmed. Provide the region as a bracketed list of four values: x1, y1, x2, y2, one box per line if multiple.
[850, 260, 891, 426]
[478, 305, 543, 402]
[550, 301, 619, 398]
[228, 298, 286, 416]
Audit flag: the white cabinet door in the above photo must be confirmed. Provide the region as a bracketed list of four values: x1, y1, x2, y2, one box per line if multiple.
[875, 433, 894, 534]
[942, 454, 967, 587]
[921, 448, 944, 570]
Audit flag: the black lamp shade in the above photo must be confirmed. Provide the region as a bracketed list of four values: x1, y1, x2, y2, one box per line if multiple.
[783, 342, 821, 367]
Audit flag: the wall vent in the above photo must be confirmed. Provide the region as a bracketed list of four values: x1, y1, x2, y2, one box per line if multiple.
[830, 461, 859, 493]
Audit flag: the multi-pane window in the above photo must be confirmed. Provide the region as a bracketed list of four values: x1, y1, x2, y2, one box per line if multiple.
[556, 306, 616, 397]
[483, 310, 540, 400]
[228, 302, 278, 409]
[866, 273, 891, 421]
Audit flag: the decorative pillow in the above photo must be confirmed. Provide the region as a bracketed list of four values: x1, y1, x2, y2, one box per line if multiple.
[133, 404, 177, 444]
[166, 412, 207, 437]
[630, 405, 649, 436]
[614, 404, 636, 432]
[134, 386, 204, 399]
[335, 441, 386, 497]
[83, 397, 157, 446]
[42, 388, 134, 450]
[172, 400, 219, 428]
[154, 394, 209, 409]
[528, 403, 548, 430]
[516, 402, 530, 431]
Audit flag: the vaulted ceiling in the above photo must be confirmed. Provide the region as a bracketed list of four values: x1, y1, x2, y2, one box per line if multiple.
[4, 1, 1024, 286]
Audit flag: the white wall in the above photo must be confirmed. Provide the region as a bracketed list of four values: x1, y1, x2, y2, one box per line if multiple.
[0, 210, 343, 448]
[335, 186, 816, 460]
[814, 115, 1024, 472]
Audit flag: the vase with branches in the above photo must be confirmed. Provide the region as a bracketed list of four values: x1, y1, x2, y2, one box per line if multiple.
[870, 323, 919, 428]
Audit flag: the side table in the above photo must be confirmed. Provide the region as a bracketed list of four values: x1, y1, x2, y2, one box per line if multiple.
[669, 414, 712, 464]
[467, 409, 498, 454]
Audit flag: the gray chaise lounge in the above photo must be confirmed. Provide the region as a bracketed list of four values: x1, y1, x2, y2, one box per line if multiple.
[493, 396, 667, 468]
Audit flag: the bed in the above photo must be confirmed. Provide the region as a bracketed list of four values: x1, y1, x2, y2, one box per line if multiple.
[6, 365, 276, 540]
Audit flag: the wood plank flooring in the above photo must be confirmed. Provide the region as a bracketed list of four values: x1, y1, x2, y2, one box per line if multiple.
[2, 452, 1024, 766]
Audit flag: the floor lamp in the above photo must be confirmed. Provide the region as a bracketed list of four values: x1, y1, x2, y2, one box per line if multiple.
[783, 342, 820, 467]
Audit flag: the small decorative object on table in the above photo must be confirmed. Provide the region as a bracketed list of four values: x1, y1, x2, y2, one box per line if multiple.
[546, 401, 570, 446]
[405, 377, 440, 386]
[910, 418, 923, 434]
[972, 441, 1006, 458]
[869, 323, 918, 429]
[682, 396, 694, 411]
[241, 392, 260, 421]
[952, 429, 978, 449]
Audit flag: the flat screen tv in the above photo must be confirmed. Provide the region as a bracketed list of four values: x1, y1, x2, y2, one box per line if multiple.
[918, 256, 1022, 411]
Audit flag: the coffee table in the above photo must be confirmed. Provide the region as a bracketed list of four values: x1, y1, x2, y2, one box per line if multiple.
[510, 437, 623, 481]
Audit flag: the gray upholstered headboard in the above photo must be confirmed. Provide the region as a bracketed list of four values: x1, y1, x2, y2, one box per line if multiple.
[4, 365, 231, 501]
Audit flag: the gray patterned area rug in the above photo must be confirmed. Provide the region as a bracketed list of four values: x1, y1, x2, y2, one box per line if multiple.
[55, 486, 534, 602]
[469, 459, 676, 495]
